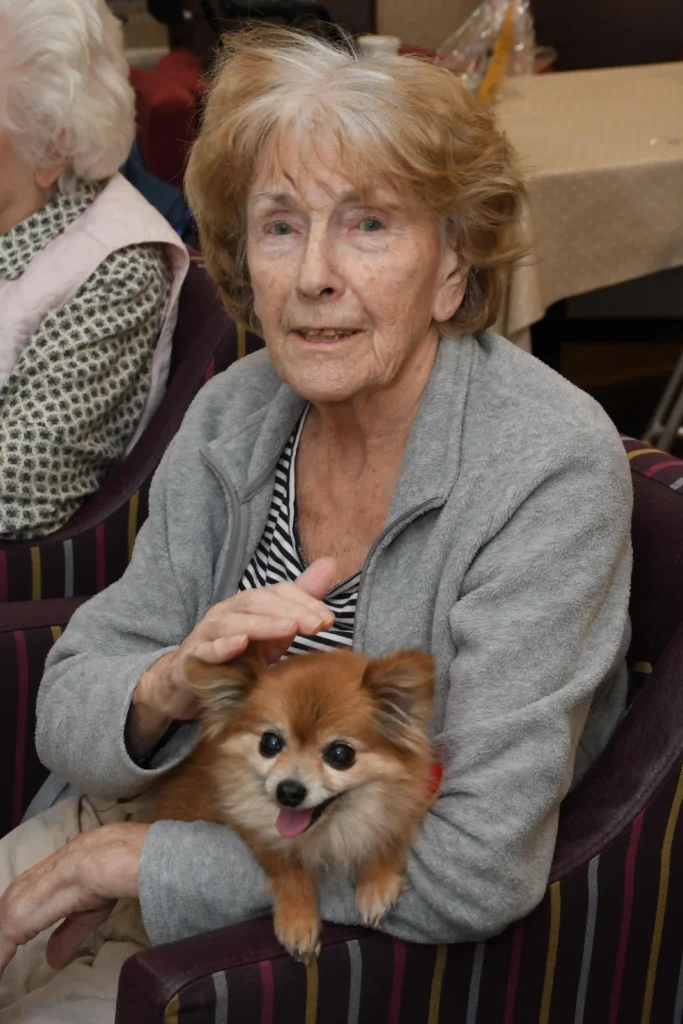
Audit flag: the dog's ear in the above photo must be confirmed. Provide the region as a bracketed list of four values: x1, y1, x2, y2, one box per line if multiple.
[362, 650, 434, 751]
[186, 653, 264, 725]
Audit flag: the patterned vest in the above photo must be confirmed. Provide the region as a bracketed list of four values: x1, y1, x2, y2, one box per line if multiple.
[0, 173, 189, 451]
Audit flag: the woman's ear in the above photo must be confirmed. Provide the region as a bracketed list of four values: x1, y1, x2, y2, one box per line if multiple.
[34, 156, 70, 192]
[186, 653, 265, 726]
[362, 649, 435, 751]
[433, 243, 469, 324]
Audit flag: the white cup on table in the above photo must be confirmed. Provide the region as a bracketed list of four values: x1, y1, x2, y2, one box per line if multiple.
[356, 34, 401, 57]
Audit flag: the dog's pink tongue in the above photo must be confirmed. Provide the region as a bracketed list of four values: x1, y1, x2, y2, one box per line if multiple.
[276, 808, 314, 838]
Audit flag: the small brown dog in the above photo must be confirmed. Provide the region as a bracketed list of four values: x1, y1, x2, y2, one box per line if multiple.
[148, 648, 436, 962]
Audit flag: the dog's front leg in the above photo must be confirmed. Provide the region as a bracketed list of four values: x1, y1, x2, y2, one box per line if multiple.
[355, 845, 406, 928]
[263, 856, 321, 964]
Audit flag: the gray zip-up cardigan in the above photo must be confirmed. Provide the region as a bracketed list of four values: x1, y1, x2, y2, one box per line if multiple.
[37, 332, 633, 946]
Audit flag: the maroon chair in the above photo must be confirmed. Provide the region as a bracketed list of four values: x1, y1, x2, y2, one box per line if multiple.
[130, 53, 206, 186]
[0, 258, 264, 603]
[1, 439, 682, 1022]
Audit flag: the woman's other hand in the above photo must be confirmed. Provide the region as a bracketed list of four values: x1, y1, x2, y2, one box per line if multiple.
[128, 557, 338, 757]
[0, 823, 149, 977]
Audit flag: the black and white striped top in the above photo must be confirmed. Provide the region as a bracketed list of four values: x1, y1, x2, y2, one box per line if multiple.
[238, 412, 359, 656]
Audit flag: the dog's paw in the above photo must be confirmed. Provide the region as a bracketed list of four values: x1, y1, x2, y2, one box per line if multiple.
[355, 871, 403, 928]
[275, 913, 322, 964]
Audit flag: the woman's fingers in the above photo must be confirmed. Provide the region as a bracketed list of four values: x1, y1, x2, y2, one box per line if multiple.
[206, 603, 332, 645]
[235, 590, 329, 630]
[0, 934, 17, 977]
[295, 557, 339, 600]
[203, 612, 298, 644]
[45, 905, 115, 970]
[192, 634, 249, 665]
[212, 568, 338, 628]
[0, 824, 147, 977]
[253, 635, 298, 665]
[0, 867, 69, 973]
[0, 860, 104, 977]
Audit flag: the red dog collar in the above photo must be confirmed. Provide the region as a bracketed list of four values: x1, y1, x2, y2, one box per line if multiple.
[427, 762, 443, 800]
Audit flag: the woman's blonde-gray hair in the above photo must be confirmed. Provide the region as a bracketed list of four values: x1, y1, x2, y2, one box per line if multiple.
[0, 0, 135, 189]
[186, 25, 527, 336]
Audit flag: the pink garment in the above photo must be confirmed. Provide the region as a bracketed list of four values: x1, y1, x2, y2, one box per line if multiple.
[0, 173, 189, 452]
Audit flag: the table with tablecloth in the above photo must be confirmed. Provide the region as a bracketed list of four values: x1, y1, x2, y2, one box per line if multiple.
[492, 62, 683, 350]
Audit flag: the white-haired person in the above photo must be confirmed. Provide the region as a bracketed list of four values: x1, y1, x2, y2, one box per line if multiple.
[0, 0, 189, 539]
[0, 26, 631, 1023]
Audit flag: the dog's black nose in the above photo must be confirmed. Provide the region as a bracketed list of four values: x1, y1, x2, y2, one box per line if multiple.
[276, 780, 307, 808]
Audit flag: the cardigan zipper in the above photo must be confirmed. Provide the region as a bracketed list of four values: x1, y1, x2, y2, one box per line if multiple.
[200, 448, 249, 601]
[353, 497, 443, 651]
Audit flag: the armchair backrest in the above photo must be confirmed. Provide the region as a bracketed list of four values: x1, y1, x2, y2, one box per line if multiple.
[552, 438, 683, 878]
[623, 438, 683, 671]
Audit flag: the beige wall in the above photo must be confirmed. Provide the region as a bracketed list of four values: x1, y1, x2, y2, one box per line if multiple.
[377, 0, 479, 50]
[121, 12, 168, 49]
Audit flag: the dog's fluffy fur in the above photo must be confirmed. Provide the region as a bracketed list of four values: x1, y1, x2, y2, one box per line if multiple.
[146, 648, 435, 961]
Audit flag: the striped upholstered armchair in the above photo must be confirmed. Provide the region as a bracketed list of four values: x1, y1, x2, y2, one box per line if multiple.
[1, 439, 682, 1023]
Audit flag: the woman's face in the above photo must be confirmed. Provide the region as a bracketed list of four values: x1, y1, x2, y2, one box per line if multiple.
[246, 138, 467, 404]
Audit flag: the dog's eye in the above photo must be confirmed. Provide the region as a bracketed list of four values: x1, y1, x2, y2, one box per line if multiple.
[323, 743, 356, 770]
[259, 732, 284, 758]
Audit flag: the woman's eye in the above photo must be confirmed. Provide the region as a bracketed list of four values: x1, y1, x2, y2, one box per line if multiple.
[323, 743, 356, 770]
[358, 217, 383, 232]
[259, 732, 284, 757]
[267, 221, 293, 236]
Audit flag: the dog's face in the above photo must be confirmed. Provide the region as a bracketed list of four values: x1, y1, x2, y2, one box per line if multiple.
[187, 649, 434, 855]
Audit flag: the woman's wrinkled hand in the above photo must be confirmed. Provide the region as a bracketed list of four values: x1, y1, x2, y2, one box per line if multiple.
[0, 822, 149, 978]
[129, 557, 339, 756]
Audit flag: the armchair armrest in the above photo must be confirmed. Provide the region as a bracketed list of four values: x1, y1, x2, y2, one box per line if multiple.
[0, 597, 90, 836]
[0, 597, 89, 631]
[551, 619, 683, 880]
[116, 917, 370, 1024]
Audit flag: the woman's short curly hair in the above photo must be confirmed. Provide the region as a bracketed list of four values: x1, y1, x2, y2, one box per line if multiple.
[0, 0, 135, 190]
[185, 25, 527, 336]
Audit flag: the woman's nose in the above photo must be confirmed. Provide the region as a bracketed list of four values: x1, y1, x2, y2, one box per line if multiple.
[296, 231, 343, 300]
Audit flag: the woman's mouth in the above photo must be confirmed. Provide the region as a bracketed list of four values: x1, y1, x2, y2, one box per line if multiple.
[294, 328, 360, 343]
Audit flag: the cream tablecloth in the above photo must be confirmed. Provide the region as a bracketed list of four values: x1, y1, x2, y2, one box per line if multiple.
[493, 63, 683, 350]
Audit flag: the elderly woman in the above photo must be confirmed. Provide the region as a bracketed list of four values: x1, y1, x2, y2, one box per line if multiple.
[0, 26, 631, 1022]
[0, 0, 188, 539]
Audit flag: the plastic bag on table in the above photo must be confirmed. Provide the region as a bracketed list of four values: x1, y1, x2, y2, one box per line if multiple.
[435, 0, 535, 103]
